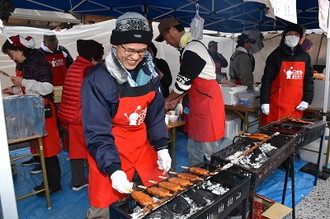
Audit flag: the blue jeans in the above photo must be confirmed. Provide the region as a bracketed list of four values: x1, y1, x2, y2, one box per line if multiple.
[187, 137, 225, 166]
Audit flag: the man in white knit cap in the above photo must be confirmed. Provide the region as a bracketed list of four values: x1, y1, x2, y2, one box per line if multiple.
[81, 12, 171, 218]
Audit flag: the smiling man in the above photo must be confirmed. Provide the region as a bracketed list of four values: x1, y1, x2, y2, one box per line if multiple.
[81, 12, 171, 218]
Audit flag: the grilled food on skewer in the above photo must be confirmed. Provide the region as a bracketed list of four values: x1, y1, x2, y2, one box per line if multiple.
[177, 172, 203, 181]
[168, 177, 193, 186]
[245, 133, 269, 141]
[146, 186, 173, 197]
[158, 182, 184, 192]
[149, 180, 184, 192]
[286, 116, 314, 124]
[131, 190, 154, 206]
[188, 167, 210, 176]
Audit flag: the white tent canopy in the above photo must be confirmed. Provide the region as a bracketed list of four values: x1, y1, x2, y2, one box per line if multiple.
[0, 19, 326, 89]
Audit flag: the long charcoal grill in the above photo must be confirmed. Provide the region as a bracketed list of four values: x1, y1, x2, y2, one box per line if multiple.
[211, 134, 295, 218]
[109, 163, 251, 219]
[211, 134, 295, 189]
[258, 118, 326, 151]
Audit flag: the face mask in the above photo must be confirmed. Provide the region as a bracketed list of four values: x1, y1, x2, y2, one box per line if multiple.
[284, 35, 300, 48]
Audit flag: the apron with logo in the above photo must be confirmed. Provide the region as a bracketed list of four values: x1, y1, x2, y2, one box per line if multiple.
[87, 82, 164, 208]
[45, 53, 67, 86]
[261, 61, 305, 125]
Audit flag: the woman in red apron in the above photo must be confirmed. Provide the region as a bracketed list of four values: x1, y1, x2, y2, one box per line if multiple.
[260, 24, 314, 126]
[2, 35, 62, 195]
[82, 12, 171, 218]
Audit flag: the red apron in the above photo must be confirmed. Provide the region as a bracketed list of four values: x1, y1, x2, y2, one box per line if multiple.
[88, 83, 164, 208]
[261, 61, 305, 126]
[186, 78, 225, 142]
[68, 124, 87, 159]
[45, 53, 67, 86]
[30, 99, 61, 157]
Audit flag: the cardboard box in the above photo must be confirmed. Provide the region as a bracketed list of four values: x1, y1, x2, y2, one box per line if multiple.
[253, 194, 292, 219]
[221, 84, 247, 105]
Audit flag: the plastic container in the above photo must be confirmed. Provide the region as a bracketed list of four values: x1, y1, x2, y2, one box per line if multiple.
[225, 115, 241, 138]
[220, 84, 247, 105]
[235, 90, 260, 108]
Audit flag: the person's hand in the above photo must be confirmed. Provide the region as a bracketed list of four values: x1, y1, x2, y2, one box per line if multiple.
[157, 148, 172, 172]
[296, 101, 309, 111]
[11, 76, 23, 86]
[110, 170, 133, 194]
[165, 99, 179, 110]
[261, 104, 270, 115]
[313, 73, 325, 80]
[2, 87, 14, 95]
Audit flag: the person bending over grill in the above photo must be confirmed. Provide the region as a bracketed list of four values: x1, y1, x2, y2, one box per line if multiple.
[81, 12, 171, 218]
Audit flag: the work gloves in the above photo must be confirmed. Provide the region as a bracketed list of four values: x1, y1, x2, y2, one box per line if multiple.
[296, 101, 309, 111]
[110, 170, 133, 194]
[261, 104, 270, 115]
[157, 148, 172, 172]
[261, 101, 308, 115]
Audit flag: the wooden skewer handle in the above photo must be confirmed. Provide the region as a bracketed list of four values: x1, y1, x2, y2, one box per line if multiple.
[158, 176, 167, 179]
[169, 171, 178, 175]
[137, 185, 147, 190]
[180, 166, 189, 169]
[148, 180, 157, 184]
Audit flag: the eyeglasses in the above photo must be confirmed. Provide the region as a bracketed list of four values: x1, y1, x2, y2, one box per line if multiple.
[120, 45, 148, 57]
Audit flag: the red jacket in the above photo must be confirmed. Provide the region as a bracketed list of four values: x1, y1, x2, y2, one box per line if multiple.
[58, 56, 93, 125]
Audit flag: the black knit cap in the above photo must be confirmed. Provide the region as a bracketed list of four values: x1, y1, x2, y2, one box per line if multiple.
[283, 23, 303, 38]
[110, 12, 152, 45]
[77, 39, 104, 61]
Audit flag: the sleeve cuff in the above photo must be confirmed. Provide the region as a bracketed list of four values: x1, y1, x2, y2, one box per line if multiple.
[105, 163, 121, 176]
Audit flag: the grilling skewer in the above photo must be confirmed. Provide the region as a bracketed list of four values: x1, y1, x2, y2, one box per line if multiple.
[149, 180, 184, 192]
[138, 185, 173, 197]
[0, 70, 11, 77]
[169, 171, 203, 181]
[159, 175, 193, 187]
[180, 166, 216, 176]
[128, 189, 155, 207]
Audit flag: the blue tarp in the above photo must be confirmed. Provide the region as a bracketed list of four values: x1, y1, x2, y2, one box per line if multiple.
[8, 131, 321, 218]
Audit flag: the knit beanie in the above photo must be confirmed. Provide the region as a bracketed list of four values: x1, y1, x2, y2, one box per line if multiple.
[77, 39, 104, 61]
[110, 12, 152, 45]
[283, 23, 303, 38]
[9, 35, 35, 49]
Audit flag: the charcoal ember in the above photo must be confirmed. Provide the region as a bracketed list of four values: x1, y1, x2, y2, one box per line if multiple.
[145, 207, 174, 219]
[185, 189, 208, 207]
[194, 188, 215, 201]
[166, 195, 190, 214]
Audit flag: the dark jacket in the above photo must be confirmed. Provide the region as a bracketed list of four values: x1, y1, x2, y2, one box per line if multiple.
[81, 60, 168, 176]
[260, 43, 314, 104]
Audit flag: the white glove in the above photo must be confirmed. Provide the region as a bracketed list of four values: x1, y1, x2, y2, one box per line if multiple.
[296, 101, 309, 111]
[157, 149, 172, 172]
[110, 170, 133, 194]
[261, 104, 270, 115]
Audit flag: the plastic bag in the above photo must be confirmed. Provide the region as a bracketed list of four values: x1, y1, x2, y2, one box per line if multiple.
[189, 4, 204, 40]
